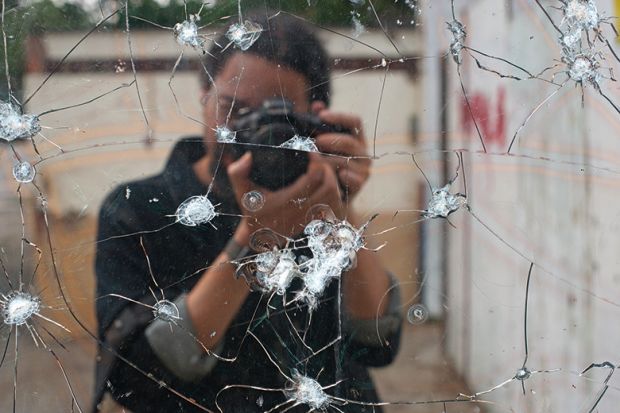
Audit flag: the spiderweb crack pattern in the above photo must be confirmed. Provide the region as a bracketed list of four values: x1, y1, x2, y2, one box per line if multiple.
[0, 0, 619, 412]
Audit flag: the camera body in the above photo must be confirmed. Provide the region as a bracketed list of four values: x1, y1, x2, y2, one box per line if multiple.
[229, 99, 349, 190]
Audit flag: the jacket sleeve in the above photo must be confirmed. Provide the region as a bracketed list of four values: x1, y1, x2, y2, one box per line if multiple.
[341, 271, 403, 367]
[95, 186, 153, 337]
[93, 188, 222, 412]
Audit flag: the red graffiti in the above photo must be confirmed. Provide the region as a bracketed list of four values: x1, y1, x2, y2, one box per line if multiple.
[460, 86, 506, 147]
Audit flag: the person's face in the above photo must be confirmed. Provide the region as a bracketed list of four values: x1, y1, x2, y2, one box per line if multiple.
[201, 53, 310, 158]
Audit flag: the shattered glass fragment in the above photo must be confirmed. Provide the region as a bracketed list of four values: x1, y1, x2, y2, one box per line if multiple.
[351, 13, 365, 38]
[255, 251, 278, 274]
[562, 0, 599, 32]
[306, 203, 338, 224]
[306, 220, 363, 272]
[236, 210, 366, 308]
[12, 161, 36, 183]
[249, 228, 282, 252]
[303, 219, 332, 239]
[152, 299, 180, 322]
[422, 184, 467, 219]
[175, 195, 217, 226]
[286, 371, 330, 410]
[579, 361, 615, 411]
[562, 29, 583, 49]
[236, 248, 298, 295]
[0, 102, 41, 142]
[447, 20, 466, 64]
[226, 20, 262, 51]
[515, 367, 531, 381]
[241, 190, 265, 212]
[567, 53, 601, 86]
[1, 291, 41, 326]
[405, 0, 421, 15]
[173, 16, 205, 50]
[297, 217, 365, 308]
[407, 304, 428, 325]
[215, 125, 236, 143]
[114, 59, 127, 73]
[559, 1, 600, 51]
[280, 135, 318, 152]
[255, 249, 299, 295]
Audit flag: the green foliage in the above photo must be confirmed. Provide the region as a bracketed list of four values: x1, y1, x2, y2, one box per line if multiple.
[122, 0, 199, 29]
[18, 0, 92, 33]
[0, 0, 417, 100]
[0, 0, 92, 99]
[121, 0, 414, 29]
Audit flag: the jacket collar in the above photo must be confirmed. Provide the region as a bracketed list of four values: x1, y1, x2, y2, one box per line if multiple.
[162, 136, 209, 206]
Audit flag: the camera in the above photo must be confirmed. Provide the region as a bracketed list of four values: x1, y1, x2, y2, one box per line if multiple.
[229, 99, 350, 190]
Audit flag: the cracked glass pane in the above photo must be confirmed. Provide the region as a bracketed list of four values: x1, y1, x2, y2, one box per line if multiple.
[0, 0, 619, 412]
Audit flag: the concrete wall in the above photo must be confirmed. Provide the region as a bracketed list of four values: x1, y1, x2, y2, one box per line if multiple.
[422, 0, 620, 411]
[20, 28, 422, 216]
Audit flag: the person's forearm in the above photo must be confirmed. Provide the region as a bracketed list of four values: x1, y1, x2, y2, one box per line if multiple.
[185, 224, 251, 349]
[343, 213, 391, 320]
[343, 248, 391, 319]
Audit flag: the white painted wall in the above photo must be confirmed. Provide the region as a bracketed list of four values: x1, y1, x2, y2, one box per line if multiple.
[422, 0, 620, 411]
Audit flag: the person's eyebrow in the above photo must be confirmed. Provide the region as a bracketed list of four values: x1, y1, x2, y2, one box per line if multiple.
[219, 94, 251, 109]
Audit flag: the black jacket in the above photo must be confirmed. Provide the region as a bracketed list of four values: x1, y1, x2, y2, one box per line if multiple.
[93, 137, 402, 412]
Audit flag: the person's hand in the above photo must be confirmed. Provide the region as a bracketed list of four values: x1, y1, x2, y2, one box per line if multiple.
[311, 101, 371, 199]
[227, 152, 344, 243]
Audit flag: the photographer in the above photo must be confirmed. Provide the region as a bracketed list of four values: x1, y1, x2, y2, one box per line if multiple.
[94, 12, 402, 413]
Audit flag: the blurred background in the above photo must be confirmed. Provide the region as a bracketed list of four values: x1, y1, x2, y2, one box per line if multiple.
[1, 0, 620, 412]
